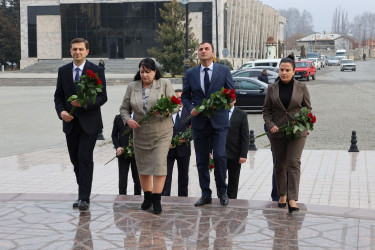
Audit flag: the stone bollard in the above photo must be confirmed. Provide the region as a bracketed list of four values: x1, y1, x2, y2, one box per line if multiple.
[348, 130, 359, 152]
[1, 65, 4, 73]
[248, 130, 257, 151]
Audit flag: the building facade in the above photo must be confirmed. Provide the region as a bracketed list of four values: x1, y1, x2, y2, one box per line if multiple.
[296, 33, 353, 53]
[20, 0, 285, 69]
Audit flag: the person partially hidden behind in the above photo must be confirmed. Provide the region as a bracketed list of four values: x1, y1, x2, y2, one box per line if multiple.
[225, 99, 249, 199]
[54, 38, 107, 210]
[258, 69, 269, 84]
[111, 113, 142, 196]
[162, 89, 191, 197]
[181, 41, 234, 206]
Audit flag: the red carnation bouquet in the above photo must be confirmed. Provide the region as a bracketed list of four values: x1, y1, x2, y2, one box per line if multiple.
[67, 69, 103, 115]
[185, 87, 236, 121]
[256, 107, 316, 140]
[122, 95, 181, 136]
[209, 158, 215, 172]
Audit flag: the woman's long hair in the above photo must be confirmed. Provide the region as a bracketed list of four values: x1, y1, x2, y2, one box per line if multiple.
[133, 58, 162, 81]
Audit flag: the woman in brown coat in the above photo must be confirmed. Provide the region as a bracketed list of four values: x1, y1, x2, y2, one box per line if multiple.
[120, 58, 177, 214]
[262, 55, 312, 213]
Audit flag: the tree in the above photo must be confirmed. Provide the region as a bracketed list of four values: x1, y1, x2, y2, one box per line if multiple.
[279, 8, 314, 36]
[0, 0, 20, 68]
[331, 6, 349, 35]
[148, 0, 199, 77]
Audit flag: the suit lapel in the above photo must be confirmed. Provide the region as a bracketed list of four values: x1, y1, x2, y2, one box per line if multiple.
[133, 80, 144, 114]
[274, 82, 287, 111]
[209, 63, 218, 93]
[147, 79, 161, 112]
[193, 66, 205, 95]
[287, 80, 299, 112]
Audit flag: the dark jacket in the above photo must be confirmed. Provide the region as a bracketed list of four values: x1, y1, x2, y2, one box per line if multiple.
[111, 114, 133, 149]
[54, 60, 107, 134]
[258, 73, 269, 84]
[226, 107, 249, 160]
[168, 107, 192, 158]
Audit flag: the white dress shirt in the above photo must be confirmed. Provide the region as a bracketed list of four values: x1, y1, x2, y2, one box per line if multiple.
[73, 60, 86, 82]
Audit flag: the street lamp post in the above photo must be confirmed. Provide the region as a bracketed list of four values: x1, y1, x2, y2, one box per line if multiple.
[181, 0, 189, 73]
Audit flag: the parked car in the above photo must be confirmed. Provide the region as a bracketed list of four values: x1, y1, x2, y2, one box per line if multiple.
[294, 60, 316, 81]
[340, 59, 356, 71]
[310, 58, 321, 70]
[327, 56, 340, 66]
[233, 77, 268, 112]
[232, 68, 278, 83]
[252, 66, 279, 73]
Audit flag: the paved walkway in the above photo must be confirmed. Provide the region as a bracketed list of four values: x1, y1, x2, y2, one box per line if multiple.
[0, 145, 375, 248]
[1, 71, 375, 248]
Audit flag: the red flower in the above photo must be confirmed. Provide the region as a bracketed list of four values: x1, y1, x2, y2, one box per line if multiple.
[308, 113, 316, 124]
[86, 70, 96, 80]
[96, 78, 102, 85]
[222, 88, 230, 95]
[209, 164, 214, 170]
[229, 89, 235, 95]
[307, 132, 310, 135]
[171, 95, 182, 105]
[231, 94, 236, 100]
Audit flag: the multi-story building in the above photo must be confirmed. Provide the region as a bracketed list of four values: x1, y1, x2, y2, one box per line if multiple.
[20, 0, 285, 69]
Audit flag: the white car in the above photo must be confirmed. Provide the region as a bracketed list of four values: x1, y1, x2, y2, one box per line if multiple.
[340, 59, 356, 71]
[310, 58, 321, 70]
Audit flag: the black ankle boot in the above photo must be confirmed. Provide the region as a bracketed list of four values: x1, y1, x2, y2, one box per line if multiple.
[141, 191, 152, 210]
[151, 193, 162, 214]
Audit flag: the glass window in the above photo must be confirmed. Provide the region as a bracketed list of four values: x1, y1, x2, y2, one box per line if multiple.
[249, 71, 261, 77]
[235, 72, 250, 77]
[239, 81, 260, 90]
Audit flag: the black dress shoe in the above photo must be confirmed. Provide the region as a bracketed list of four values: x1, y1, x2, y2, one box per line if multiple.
[194, 196, 212, 206]
[73, 200, 79, 208]
[287, 200, 299, 213]
[78, 200, 90, 211]
[278, 203, 286, 208]
[219, 193, 229, 205]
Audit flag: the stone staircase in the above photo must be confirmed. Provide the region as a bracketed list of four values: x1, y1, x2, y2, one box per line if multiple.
[21, 58, 140, 74]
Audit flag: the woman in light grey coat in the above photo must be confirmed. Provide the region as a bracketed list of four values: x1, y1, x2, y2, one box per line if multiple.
[120, 58, 177, 214]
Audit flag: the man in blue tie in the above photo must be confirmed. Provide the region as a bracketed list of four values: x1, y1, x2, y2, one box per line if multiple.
[54, 38, 107, 211]
[181, 42, 234, 206]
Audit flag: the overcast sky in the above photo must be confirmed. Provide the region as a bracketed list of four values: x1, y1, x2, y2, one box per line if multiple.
[260, 0, 375, 33]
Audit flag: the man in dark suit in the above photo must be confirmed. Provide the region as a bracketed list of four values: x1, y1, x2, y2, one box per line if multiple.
[111, 114, 141, 196]
[54, 38, 107, 210]
[162, 89, 191, 197]
[225, 99, 249, 199]
[181, 41, 234, 206]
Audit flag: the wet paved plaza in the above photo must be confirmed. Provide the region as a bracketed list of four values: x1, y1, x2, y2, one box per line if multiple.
[0, 147, 375, 249]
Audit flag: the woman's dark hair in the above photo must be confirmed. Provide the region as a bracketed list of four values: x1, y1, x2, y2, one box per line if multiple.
[134, 58, 162, 81]
[280, 54, 296, 70]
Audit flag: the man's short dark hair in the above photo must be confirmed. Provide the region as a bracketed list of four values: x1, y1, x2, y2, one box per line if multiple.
[175, 89, 183, 93]
[70, 38, 89, 50]
[199, 41, 215, 52]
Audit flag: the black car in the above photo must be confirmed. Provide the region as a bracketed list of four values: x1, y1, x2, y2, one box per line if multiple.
[233, 77, 268, 112]
[232, 68, 278, 83]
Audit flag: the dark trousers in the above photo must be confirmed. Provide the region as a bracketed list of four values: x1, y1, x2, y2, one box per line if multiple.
[227, 158, 241, 199]
[265, 124, 280, 201]
[66, 119, 97, 202]
[162, 155, 190, 197]
[118, 157, 141, 195]
[193, 123, 228, 197]
[269, 136, 306, 201]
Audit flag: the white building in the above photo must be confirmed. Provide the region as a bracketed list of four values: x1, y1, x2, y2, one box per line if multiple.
[296, 33, 352, 52]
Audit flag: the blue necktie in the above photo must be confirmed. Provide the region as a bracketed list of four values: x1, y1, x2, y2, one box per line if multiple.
[174, 112, 180, 128]
[74, 68, 80, 92]
[204, 68, 210, 95]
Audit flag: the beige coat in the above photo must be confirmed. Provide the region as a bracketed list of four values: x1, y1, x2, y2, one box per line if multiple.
[262, 79, 312, 139]
[120, 78, 177, 175]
